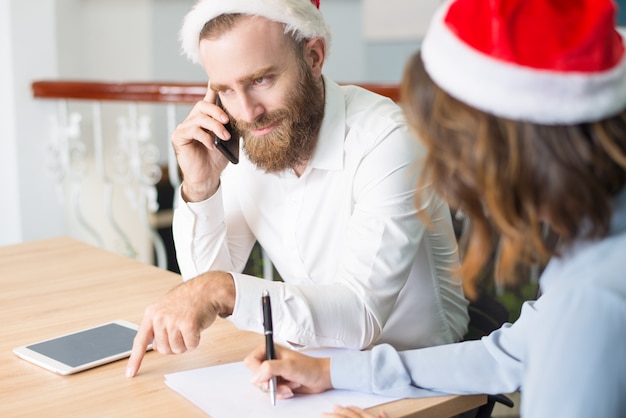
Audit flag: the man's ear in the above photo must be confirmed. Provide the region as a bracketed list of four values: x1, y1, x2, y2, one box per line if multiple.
[304, 38, 326, 78]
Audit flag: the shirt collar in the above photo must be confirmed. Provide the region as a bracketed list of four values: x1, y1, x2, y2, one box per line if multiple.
[539, 186, 626, 292]
[307, 76, 346, 171]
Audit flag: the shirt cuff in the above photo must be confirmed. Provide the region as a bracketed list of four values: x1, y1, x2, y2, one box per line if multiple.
[228, 273, 278, 333]
[176, 185, 225, 227]
[330, 351, 374, 392]
[228, 273, 312, 347]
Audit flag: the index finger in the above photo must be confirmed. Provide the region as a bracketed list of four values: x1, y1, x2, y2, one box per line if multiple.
[125, 320, 154, 377]
[204, 81, 216, 103]
[243, 343, 267, 371]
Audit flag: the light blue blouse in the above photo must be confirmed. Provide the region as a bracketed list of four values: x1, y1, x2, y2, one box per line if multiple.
[331, 188, 626, 417]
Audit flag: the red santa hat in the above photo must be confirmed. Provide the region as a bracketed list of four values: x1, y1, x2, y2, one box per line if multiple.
[180, 0, 331, 64]
[421, 0, 626, 124]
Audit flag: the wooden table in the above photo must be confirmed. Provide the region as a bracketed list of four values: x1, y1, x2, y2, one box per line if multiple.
[0, 237, 485, 417]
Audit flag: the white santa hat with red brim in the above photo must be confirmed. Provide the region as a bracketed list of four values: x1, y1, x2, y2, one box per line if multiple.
[180, 0, 331, 64]
[421, 0, 626, 124]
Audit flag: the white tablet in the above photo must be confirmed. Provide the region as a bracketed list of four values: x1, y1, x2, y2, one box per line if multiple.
[13, 320, 150, 375]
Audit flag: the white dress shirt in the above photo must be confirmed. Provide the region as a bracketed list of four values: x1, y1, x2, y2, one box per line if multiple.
[330, 187, 626, 417]
[173, 77, 469, 350]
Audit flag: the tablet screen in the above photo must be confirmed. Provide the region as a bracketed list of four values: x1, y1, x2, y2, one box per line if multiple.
[26, 322, 137, 367]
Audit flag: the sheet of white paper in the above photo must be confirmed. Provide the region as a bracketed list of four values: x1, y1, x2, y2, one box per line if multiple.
[165, 349, 402, 418]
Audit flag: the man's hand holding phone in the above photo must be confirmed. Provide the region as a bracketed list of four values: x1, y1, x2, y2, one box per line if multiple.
[213, 96, 239, 164]
[170, 84, 238, 203]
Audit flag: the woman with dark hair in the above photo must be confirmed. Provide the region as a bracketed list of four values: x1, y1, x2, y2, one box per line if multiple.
[245, 0, 626, 416]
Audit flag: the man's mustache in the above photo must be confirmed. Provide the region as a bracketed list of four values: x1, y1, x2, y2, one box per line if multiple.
[232, 110, 290, 133]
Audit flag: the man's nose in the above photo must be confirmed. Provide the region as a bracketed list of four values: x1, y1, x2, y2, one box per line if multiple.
[236, 94, 264, 123]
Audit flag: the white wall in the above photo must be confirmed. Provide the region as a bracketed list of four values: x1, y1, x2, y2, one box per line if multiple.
[1, 0, 65, 246]
[0, 0, 21, 244]
[56, 0, 152, 80]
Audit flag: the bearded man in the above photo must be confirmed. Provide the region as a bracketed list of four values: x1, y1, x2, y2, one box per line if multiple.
[127, 0, 469, 377]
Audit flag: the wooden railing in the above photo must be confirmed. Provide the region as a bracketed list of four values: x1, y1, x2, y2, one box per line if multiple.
[31, 80, 400, 272]
[32, 80, 401, 103]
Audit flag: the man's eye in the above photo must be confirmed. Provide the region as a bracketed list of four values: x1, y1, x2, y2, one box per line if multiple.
[254, 77, 268, 85]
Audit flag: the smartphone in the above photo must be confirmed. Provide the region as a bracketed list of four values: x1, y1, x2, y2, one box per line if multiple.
[13, 320, 150, 375]
[214, 97, 239, 164]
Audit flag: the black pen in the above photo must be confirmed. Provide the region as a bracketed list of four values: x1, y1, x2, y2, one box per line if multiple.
[262, 290, 277, 406]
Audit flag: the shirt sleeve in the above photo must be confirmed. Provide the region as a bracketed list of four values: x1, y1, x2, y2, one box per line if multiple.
[331, 308, 527, 397]
[330, 300, 540, 396]
[172, 183, 378, 348]
[228, 275, 375, 348]
[172, 183, 255, 281]
[331, 285, 626, 417]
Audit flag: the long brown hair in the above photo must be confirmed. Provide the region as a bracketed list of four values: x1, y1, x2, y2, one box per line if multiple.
[401, 52, 626, 299]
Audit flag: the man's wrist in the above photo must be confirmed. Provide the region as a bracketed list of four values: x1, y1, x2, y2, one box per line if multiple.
[199, 271, 236, 318]
[320, 357, 333, 391]
[181, 180, 218, 203]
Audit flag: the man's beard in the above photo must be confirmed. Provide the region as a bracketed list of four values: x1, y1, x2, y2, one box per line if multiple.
[230, 65, 325, 173]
